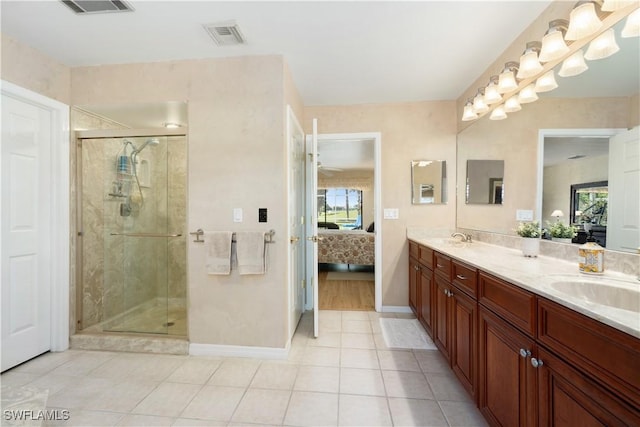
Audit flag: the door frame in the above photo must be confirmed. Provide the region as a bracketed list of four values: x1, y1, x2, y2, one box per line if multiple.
[305, 131, 382, 313]
[1, 80, 70, 352]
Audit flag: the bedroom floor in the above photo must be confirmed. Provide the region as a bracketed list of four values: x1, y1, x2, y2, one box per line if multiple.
[319, 264, 375, 311]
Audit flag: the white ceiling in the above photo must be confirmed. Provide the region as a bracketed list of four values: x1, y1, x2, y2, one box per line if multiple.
[543, 136, 610, 167]
[1, 0, 553, 105]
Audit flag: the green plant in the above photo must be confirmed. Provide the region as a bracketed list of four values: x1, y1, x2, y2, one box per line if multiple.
[516, 221, 541, 238]
[546, 221, 577, 239]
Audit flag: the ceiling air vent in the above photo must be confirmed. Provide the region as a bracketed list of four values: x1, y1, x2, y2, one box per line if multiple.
[61, 0, 133, 14]
[203, 21, 246, 46]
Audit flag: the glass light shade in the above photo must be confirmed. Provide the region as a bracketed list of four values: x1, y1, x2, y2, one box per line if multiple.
[517, 51, 544, 79]
[622, 8, 640, 38]
[535, 70, 558, 92]
[484, 82, 503, 104]
[462, 103, 478, 121]
[539, 30, 570, 62]
[565, 2, 603, 40]
[558, 50, 589, 77]
[472, 93, 489, 114]
[585, 29, 620, 60]
[504, 96, 522, 112]
[517, 84, 538, 104]
[489, 106, 507, 121]
[498, 70, 518, 93]
[602, 0, 635, 11]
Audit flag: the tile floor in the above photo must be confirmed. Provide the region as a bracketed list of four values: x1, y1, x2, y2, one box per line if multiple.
[1, 310, 488, 427]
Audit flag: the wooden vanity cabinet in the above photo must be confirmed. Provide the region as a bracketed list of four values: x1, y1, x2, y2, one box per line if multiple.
[408, 255, 419, 315]
[409, 242, 434, 335]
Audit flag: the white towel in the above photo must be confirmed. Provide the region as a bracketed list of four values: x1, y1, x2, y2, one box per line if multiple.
[235, 231, 267, 275]
[204, 231, 233, 275]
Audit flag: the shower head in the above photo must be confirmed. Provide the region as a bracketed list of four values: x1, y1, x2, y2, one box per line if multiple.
[132, 138, 160, 155]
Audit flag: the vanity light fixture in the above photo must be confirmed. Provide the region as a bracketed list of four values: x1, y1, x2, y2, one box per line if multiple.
[535, 70, 559, 92]
[503, 96, 522, 113]
[497, 62, 519, 93]
[517, 84, 539, 104]
[489, 105, 508, 120]
[558, 49, 589, 76]
[539, 20, 570, 62]
[602, 0, 636, 11]
[472, 89, 490, 114]
[565, 1, 604, 41]
[517, 42, 544, 78]
[484, 76, 503, 104]
[621, 8, 640, 37]
[585, 28, 620, 59]
[462, 99, 479, 121]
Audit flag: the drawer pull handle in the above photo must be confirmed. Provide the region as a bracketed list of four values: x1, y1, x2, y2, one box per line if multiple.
[437, 264, 444, 268]
[519, 349, 531, 358]
[531, 358, 543, 368]
[456, 274, 467, 280]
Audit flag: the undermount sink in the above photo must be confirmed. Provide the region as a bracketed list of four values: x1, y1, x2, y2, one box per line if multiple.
[427, 238, 468, 247]
[548, 276, 640, 312]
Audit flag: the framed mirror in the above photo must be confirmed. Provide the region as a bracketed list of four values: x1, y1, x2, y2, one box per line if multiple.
[411, 160, 447, 204]
[465, 160, 504, 204]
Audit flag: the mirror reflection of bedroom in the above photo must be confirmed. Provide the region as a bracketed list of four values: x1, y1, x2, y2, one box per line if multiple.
[317, 138, 375, 311]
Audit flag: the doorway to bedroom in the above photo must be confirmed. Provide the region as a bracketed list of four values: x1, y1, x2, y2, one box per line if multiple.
[315, 135, 379, 311]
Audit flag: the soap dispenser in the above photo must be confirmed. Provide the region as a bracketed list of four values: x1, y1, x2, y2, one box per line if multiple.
[578, 231, 605, 274]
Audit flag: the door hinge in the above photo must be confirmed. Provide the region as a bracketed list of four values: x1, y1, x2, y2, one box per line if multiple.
[308, 153, 314, 162]
[302, 279, 306, 289]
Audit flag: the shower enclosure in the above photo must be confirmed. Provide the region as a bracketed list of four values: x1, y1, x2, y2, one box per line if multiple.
[77, 132, 187, 336]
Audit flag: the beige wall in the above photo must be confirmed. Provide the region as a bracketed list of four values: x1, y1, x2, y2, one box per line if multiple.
[71, 55, 292, 348]
[457, 97, 629, 234]
[304, 102, 457, 307]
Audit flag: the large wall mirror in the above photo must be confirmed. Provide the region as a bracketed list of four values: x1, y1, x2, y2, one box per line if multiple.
[411, 160, 447, 204]
[456, 16, 639, 251]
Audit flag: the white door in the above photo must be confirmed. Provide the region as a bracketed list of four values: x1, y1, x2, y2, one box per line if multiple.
[607, 126, 640, 252]
[305, 119, 320, 338]
[287, 106, 305, 339]
[1, 94, 52, 371]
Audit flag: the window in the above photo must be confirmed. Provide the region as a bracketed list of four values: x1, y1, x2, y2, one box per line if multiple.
[317, 188, 363, 229]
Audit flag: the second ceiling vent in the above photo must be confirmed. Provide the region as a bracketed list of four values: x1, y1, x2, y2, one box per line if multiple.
[203, 21, 246, 46]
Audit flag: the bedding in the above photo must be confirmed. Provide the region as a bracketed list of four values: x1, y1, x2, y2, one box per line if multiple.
[318, 229, 375, 265]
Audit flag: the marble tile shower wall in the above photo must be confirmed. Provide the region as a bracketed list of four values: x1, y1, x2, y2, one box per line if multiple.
[80, 135, 186, 331]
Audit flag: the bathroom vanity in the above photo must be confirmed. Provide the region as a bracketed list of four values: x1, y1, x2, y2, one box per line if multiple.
[407, 236, 639, 427]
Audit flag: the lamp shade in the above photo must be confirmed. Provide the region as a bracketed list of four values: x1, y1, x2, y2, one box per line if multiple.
[484, 77, 503, 104]
[498, 69, 518, 93]
[558, 50, 589, 77]
[535, 70, 558, 92]
[462, 102, 478, 121]
[585, 28, 620, 60]
[503, 96, 522, 112]
[602, 0, 636, 11]
[489, 105, 507, 120]
[565, 2, 604, 40]
[539, 28, 570, 62]
[472, 93, 489, 114]
[551, 209, 564, 218]
[517, 50, 543, 79]
[517, 84, 538, 104]
[622, 8, 640, 38]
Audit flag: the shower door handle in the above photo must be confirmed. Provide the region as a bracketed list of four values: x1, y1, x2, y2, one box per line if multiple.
[110, 232, 183, 237]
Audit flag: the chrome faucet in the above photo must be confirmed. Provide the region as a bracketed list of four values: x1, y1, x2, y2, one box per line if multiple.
[451, 232, 472, 242]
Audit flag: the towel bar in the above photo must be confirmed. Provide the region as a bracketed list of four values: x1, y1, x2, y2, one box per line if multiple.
[190, 229, 276, 244]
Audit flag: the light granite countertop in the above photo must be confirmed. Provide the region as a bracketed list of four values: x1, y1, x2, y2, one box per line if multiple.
[407, 233, 640, 339]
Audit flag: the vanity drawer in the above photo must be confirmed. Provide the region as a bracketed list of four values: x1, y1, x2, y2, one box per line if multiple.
[418, 245, 433, 269]
[479, 272, 536, 337]
[434, 252, 451, 279]
[452, 260, 477, 298]
[409, 241, 420, 259]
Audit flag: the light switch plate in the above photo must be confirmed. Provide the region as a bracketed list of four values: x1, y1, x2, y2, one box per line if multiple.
[516, 209, 534, 221]
[383, 208, 399, 220]
[233, 208, 243, 223]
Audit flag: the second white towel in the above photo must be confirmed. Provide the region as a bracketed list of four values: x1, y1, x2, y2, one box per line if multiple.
[235, 231, 267, 275]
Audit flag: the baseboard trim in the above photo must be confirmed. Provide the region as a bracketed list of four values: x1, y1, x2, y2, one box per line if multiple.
[189, 342, 289, 359]
[381, 305, 413, 313]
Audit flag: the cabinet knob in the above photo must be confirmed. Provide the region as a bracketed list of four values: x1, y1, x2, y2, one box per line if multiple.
[414, 265, 420, 271]
[519, 348, 531, 358]
[531, 358, 543, 368]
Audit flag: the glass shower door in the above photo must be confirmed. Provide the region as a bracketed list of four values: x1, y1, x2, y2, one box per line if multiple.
[103, 136, 171, 334]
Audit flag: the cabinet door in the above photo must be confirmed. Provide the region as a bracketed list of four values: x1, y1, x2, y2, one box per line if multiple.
[538, 347, 640, 427]
[419, 267, 433, 336]
[434, 274, 450, 360]
[479, 307, 537, 427]
[451, 288, 477, 401]
[408, 257, 419, 315]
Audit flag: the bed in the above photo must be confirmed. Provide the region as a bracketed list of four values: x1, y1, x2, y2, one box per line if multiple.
[318, 229, 375, 266]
